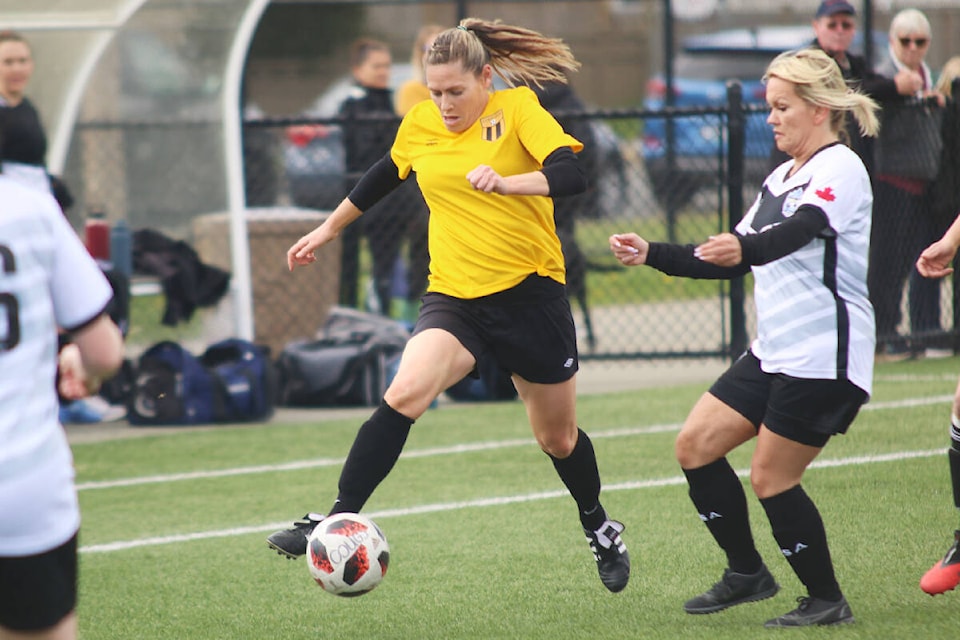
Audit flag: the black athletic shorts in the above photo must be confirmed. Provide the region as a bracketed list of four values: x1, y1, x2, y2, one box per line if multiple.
[0, 531, 78, 632]
[709, 350, 867, 447]
[414, 274, 578, 384]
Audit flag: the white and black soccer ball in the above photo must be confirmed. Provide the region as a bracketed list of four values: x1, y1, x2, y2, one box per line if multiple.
[306, 513, 390, 597]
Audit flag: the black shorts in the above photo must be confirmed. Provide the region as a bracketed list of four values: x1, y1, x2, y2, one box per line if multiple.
[0, 531, 78, 632]
[414, 275, 578, 384]
[709, 350, 867, 447]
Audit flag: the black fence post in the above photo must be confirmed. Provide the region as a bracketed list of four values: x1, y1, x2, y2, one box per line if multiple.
[726, 81, 748, 360]
[664, 0, 678, 243]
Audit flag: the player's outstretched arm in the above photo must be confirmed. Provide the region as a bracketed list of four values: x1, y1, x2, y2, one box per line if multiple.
[917, 212, 960, 280]
[609, 233, 648, 266]
[287, 198, 363, 271]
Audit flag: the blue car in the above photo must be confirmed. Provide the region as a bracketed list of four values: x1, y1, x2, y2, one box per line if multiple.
[642, 25, 886, 208]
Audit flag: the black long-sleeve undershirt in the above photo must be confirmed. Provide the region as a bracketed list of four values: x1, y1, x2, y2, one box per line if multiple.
[645, 205, 830, 279]
[347, 147, 584, 212]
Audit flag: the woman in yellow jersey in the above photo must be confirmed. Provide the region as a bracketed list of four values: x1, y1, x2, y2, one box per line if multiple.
[269, 18, 630, 593]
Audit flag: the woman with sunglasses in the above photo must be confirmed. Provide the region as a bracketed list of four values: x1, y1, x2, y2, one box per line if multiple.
[868, 8, 948, 361]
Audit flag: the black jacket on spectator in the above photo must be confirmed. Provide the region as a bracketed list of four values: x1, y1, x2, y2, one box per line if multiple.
[769, 40, 899, 174]
[532, 82, 599, 233]
[339, 85, 398, 180]
[336, 83, 428, 314]
[0, 96, 46, 165]
[930, 80, 960, 228]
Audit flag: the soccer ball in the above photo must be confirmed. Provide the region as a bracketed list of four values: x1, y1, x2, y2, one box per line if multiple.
[306, 513, 390, 597]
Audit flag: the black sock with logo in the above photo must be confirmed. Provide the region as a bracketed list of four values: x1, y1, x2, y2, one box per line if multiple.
[549, 428, 605, 531]
[683, 458, 763, 574]
[760, 484, 842, 602]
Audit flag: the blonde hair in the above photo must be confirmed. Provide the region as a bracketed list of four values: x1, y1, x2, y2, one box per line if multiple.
[425, 17, 579, 87]
[764, 48, 880, 140]
[411, 24, 445, 82]
[936, 56, 960, 98]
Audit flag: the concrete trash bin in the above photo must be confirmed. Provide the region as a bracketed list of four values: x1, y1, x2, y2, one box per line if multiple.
[193, 207, 340, 355]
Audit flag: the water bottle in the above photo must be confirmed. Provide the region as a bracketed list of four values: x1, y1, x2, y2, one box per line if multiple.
[110, 219, 133, 277]
[84, 209, 110, 261]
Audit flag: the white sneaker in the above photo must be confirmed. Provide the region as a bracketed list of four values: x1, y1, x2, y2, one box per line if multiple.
[77, 396, 127, 422]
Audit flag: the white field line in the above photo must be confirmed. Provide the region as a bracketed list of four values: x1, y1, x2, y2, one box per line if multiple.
[79, 446, 946, 555]
[75, 394, 953, 493]
[80, 396, 953, 553]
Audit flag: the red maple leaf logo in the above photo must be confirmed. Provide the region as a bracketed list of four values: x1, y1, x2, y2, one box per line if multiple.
[815, 186, 836, 202]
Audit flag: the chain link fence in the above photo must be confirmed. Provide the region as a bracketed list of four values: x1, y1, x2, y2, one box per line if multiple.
[64, 83, 959, 364]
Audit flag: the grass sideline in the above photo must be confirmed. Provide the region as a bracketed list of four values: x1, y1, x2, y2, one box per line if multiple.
[74, 356, 960, 639]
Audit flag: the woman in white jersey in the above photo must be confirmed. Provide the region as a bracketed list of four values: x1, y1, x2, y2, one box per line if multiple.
[610, 48, 878, 627]
[0, 174, 123, 639]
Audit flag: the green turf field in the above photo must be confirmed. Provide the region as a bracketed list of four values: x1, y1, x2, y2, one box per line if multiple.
[74, 356, 960, 639]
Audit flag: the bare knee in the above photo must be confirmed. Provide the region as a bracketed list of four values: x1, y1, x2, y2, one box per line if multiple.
[749, 462, 797, 499]
[675, 427, 714, 469]
[383, 377, 433, 420]
[537, 427, 578, 458]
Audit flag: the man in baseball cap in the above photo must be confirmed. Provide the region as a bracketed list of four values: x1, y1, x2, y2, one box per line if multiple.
[815, 0, 856, 19]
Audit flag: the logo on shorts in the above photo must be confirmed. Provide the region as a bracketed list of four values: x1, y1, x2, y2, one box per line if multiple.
[563, 357, 575, 368]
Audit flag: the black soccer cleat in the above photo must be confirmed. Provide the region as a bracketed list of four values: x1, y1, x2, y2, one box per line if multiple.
[683, 565, 779, 614]
[584, 519, 630, 593]
[266, 513, 325, 559]
[763, 595, 854, 628]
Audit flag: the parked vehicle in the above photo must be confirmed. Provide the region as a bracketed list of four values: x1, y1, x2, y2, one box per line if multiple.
[283, 64, 626, 217]
[642, 25, 886, 209]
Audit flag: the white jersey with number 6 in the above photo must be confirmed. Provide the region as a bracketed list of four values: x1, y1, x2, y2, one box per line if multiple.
[0, 175, 113, 556]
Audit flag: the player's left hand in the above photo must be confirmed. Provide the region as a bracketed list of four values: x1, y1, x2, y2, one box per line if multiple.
[694, 233, 742, 267]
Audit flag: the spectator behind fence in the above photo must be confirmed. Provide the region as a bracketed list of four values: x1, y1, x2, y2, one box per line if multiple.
[337, 38, 428, 320]
[395, 24, 445, 116]
[273, 17, 631, 594]
[0, 171, 124, 640]
[532, 77, 602, 350]
[930, 58, 960, 273]
[768, 0, 905, 174]
[612, 47, 879, 627]
[0, 30, 72, 211]
[868, 9, 948, 360]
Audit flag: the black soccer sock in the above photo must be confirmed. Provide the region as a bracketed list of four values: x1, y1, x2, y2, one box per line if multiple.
[760, 484, 842, 602]
[331, 399, 414, 514]
[549, 428, 604, 531]
[949, 416, 960, 514]
[683, 458, 763, 575]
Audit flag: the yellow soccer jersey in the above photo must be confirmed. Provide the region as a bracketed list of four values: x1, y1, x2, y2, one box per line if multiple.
[392, 86, 583, 299]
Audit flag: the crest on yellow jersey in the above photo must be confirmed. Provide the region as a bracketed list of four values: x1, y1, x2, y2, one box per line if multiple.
[480, 110, 504, 142]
